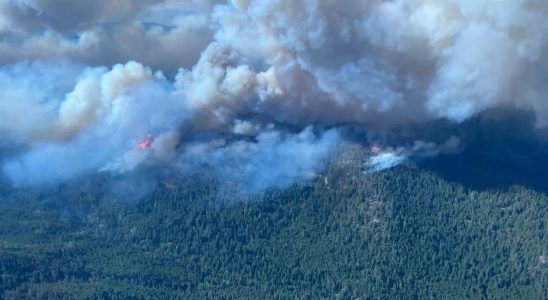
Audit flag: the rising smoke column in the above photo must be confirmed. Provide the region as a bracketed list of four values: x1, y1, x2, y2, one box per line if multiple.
[1, 0, 548, 190]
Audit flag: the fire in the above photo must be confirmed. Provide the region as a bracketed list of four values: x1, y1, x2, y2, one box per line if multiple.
[138, 134, 154, 149]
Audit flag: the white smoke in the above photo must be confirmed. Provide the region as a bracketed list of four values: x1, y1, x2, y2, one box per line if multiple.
[0, 0, 547, 190]
[2, 61, 187, 185]
[365, 137, 461, 172]
[180, 126, 340, 193]
[367, 152, 408, 173]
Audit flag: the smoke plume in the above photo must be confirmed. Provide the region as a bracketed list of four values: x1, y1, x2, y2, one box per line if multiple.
[1, 0, 547, 192]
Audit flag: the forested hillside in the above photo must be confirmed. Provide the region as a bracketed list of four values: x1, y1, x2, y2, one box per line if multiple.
[0, 153, 546, 299]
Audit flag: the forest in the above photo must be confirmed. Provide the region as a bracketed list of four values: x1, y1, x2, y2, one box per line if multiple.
[0, 148, 546, 299]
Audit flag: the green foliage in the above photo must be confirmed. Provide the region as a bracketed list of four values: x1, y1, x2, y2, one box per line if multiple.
[0, 163, 546, 299]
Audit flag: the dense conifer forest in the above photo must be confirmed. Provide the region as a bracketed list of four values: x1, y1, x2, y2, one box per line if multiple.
[0, 150, 546, 299]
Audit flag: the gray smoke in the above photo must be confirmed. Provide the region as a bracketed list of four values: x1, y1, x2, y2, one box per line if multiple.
[1, 0, 547, 191]
[0, 0, 220, 73]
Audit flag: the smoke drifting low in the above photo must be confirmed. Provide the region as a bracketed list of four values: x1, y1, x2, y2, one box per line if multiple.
[1, 0, 547, 192]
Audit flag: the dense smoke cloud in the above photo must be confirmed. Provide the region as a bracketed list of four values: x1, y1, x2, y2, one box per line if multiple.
[1, 0, 547, 191]
[0, 0, 220, 73]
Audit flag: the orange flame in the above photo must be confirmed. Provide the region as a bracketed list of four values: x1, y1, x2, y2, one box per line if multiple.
[138, 134, 154, 149]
